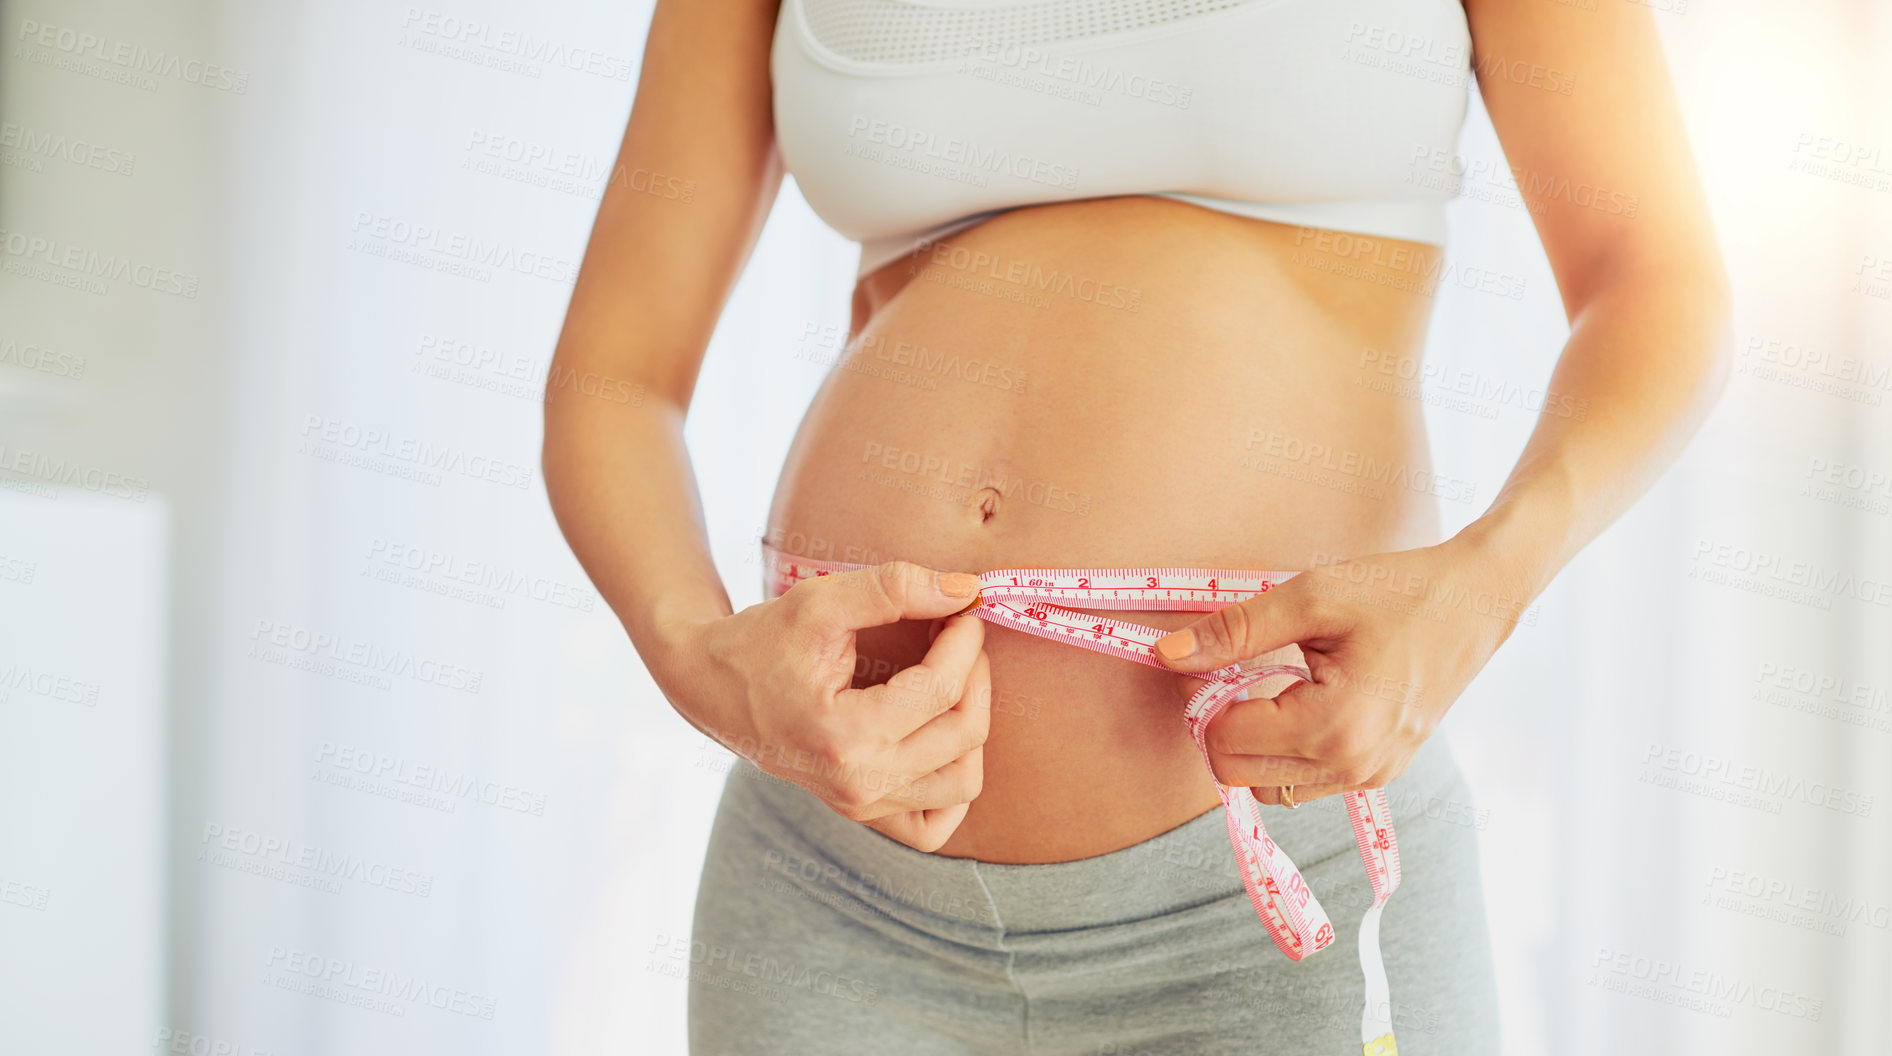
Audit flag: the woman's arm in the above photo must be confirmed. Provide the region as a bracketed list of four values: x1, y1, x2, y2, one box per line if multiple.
[1456, 0, 1734, 602]
[543, 0, 994, 850]
[543, 0, 784, 707]
[1154, 0, 1733, 802]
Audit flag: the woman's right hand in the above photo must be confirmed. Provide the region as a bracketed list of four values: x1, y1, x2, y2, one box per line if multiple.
[667, 562, 990, 852]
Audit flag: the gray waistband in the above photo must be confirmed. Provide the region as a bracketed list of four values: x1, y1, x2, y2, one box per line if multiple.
[722, 734, 1465, 940]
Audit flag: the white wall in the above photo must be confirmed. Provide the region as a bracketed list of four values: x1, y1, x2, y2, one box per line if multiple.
[0, 490, 168, 1053]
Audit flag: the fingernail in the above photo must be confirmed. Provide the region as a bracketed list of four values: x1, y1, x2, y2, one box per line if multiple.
[939, 572, 980, 597]
[1155, 630, 1196, 660]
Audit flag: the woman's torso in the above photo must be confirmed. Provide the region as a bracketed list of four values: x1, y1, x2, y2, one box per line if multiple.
[763, 0, 1469, 862]
[768, 198, 1449, 861]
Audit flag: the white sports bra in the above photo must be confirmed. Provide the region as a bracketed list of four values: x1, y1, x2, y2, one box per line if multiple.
[771, 0, 1474, 277]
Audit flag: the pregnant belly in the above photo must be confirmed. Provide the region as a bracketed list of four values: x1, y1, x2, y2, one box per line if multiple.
[766, 196, 1448, 862]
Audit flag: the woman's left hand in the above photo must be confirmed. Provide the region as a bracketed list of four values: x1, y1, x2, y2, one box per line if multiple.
[1152, 538, 1533, 806]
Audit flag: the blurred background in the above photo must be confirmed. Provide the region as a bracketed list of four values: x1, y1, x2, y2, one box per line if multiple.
[1, 0, 1888, 1052]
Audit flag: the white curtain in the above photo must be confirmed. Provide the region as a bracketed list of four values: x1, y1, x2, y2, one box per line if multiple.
[2, 0, 1886, 1052]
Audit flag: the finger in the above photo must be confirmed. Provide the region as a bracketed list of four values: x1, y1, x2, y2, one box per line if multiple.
[795, 560, 981, 634]
[881, 651, 991, 777]
[1202, 684, 1334, 761]
[1208, 754, 1340, 789]
[1251, 780, 1351, 807]
[1153, 583, 1333, 674]
[1250, 750, 1409, 808]
[863, 801, 970, 854]
[853, 743, 985, 818]
[874, 694, 988, 788]
[850, 653, 990, 816]
[862, 613, 986, 738]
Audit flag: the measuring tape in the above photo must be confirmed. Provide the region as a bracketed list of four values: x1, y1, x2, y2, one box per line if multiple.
[762, 543, 1404, 1055]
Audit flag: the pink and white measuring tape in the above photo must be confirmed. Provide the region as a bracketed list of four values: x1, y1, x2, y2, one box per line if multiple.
[763, 543, 1404, 1056]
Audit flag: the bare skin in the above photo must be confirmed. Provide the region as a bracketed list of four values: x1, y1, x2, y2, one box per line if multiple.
[543, 0, 1732, 861]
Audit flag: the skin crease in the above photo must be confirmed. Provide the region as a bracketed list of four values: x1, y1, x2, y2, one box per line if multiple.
[542, 0, 1733, 861]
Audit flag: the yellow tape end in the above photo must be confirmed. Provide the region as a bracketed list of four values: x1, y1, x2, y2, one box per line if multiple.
[1362, 1033, 1398, 1056]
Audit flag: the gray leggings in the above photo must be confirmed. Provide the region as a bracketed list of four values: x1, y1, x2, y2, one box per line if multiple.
[686, 735, 1499, 1055]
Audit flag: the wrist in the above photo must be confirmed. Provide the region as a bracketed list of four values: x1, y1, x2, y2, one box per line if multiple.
[644, 615, 747, 749]
[632, 584, 730, 667]
[1452, 473, 1579, 608]
[641, 613, 713, 680]
[625, 597, 734, 728]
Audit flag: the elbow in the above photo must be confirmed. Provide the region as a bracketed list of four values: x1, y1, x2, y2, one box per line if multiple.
[1664, 270, 1735, 428]
[539, 371, 570, 495]
[1598, 250, 1736, 412]
[540, 399, 574, 525]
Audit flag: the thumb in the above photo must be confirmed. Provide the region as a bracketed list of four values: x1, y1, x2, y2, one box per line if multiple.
[1153, 590, 1314, 673]
[804, 560, 982, 634]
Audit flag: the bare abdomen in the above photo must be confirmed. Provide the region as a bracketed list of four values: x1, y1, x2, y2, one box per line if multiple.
[766, 196, 1445, 862]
